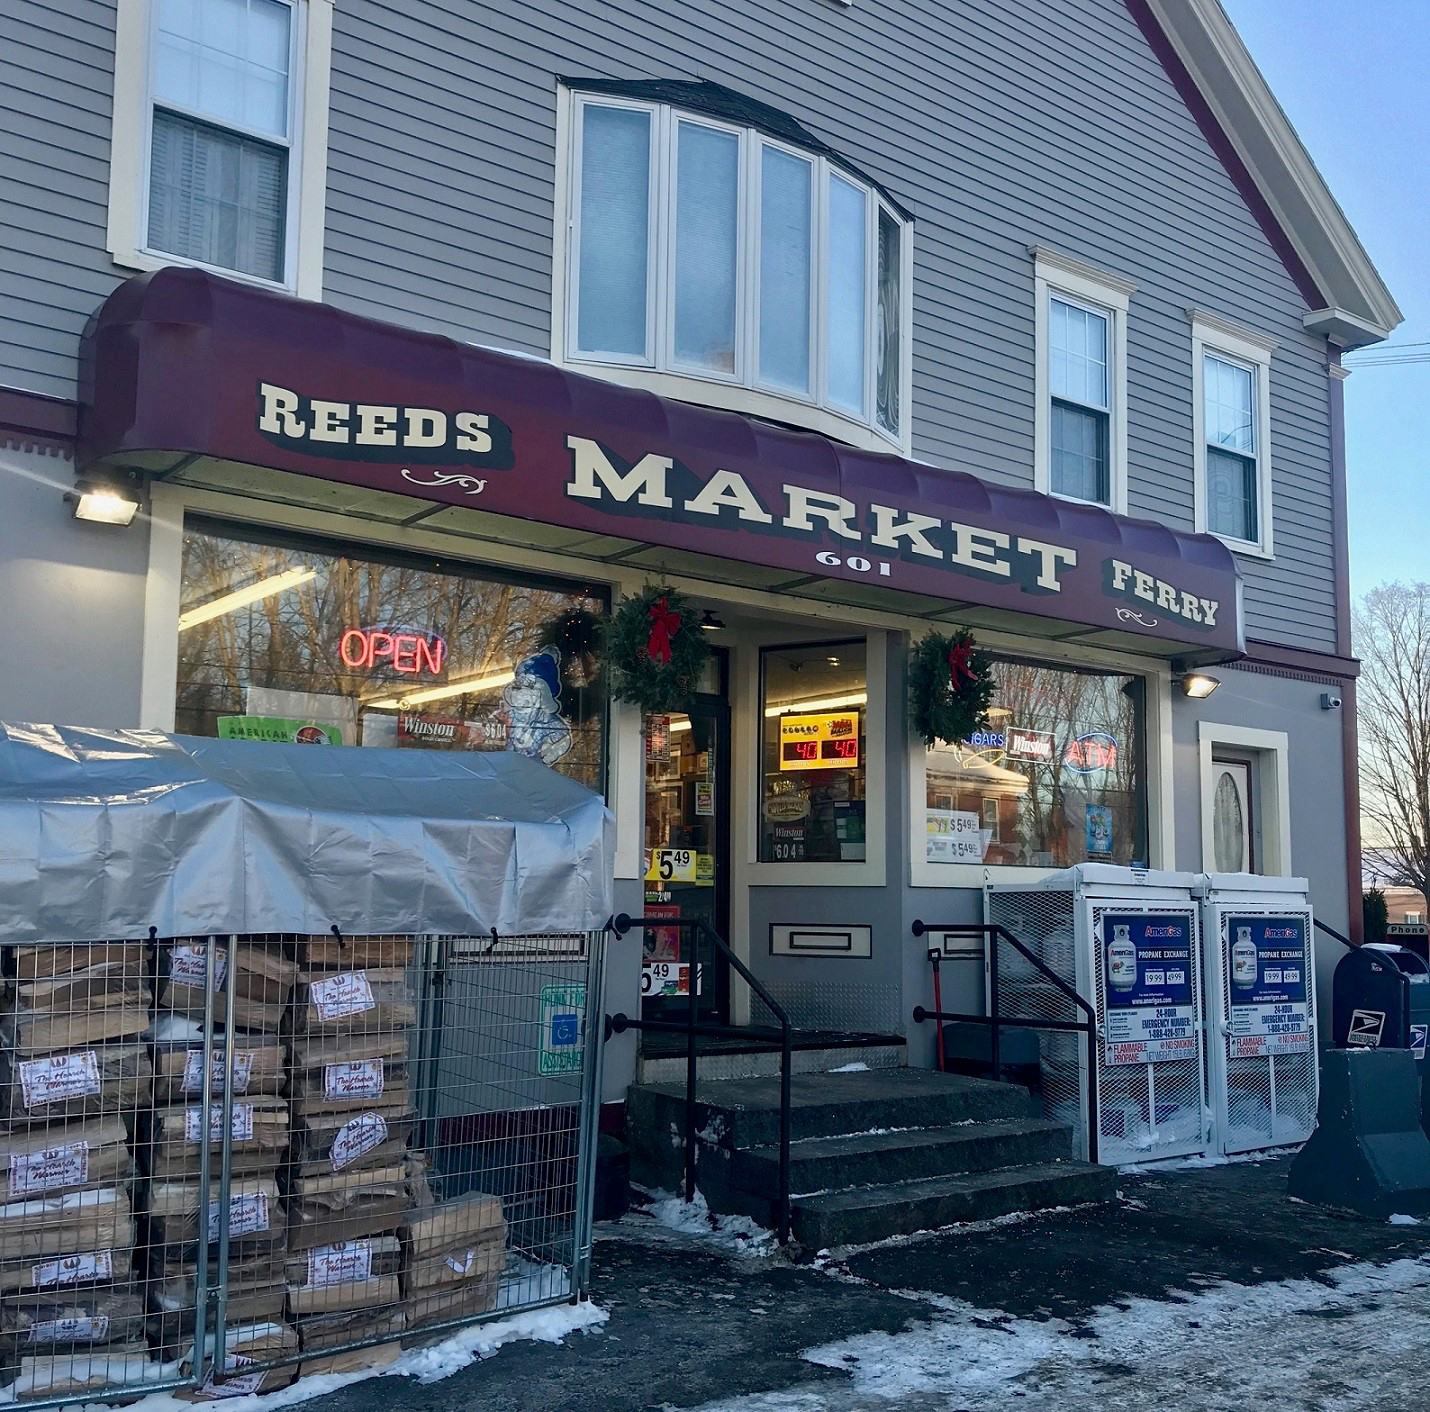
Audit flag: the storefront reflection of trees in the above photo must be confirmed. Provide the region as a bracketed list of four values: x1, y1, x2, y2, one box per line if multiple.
[928, 659, 1141, 867]
[175, 533, 603, 789]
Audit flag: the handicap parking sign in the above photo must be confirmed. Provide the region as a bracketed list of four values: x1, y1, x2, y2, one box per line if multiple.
[539, 984, 587, 1075]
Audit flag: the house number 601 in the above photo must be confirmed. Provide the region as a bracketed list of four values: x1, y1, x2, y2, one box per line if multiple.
[815, 551, 892, 576]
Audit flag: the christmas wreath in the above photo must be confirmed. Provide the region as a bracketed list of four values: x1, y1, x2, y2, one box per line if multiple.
[908, 630, 996, 746]
[601, 584, 711, 715]
[535, 605, 604, 724]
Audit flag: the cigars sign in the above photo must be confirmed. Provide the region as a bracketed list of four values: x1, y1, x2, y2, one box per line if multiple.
[81, 270, 1240, 657]
[254, 380, 1231, 646]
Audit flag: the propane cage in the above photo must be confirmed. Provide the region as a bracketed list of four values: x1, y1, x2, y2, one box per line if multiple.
[986, 866, 1210, 1167]
[1198, 875, 1317, 1157]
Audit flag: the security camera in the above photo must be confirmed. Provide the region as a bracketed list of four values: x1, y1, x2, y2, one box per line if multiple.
[1321, 692, 1342, 711]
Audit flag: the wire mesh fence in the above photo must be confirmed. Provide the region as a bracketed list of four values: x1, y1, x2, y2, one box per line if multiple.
[0, 929, 605, 1405]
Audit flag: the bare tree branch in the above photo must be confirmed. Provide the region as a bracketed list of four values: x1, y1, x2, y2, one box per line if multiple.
[1355, 582, 1430, 899]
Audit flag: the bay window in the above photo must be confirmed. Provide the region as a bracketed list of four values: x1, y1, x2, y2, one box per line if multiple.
[563, 91, 910, 448]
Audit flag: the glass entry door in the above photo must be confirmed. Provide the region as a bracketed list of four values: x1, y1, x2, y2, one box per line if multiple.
[642, 688, 731, 1023]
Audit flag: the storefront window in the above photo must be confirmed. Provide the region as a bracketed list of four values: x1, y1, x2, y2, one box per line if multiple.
[924, 658, 1146, 868]
[760, 641, 867, 863]
[175, 522, 606, 791]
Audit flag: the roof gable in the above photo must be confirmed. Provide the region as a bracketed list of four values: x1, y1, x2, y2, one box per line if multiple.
[1130, 0, 1401, 347]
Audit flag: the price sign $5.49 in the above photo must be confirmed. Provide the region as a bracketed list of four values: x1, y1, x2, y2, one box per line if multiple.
[646, 848, 697, 884]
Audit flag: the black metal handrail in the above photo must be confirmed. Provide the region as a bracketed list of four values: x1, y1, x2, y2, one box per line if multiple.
[604, 914, 793, 1244]
[910, 921, 1101, 1165]
[1314, 918, 1358, 951]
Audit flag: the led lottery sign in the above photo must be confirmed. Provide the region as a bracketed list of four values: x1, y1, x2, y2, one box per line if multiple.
[339, 628, 447, 675]
[778, 712, 861, 771]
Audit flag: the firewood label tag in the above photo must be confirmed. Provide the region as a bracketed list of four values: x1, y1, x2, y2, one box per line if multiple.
[182, 1050, 254, 1096]
[9, 1140, 90, 1196]
[308, 1238, 373, 1287]
[27, 1315, 109, 1344]
[19, 1051, 101, 1109]
[31, 1249, 113, 1289]
[311, 971, 376, 1021]
[445, 1248, 478, 1276]
[208, 1189, 269, 1241]
[323, 1059, 385, 1101]
[186, 1103, 255, 1144]
[331, 1112, 388, 1171]
[170, 944, 226, 988]
[202, 1353, 265, 1398]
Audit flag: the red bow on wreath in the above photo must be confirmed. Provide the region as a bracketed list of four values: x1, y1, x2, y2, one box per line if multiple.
[947, 640, 975, 689]
[646, 595, 682, 666]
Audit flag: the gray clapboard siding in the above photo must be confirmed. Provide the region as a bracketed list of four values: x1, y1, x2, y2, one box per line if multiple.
[0, 0, 1339, 650]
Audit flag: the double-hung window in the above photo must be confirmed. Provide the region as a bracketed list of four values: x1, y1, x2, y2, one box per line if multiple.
[562, 90, 911, 451]
[148, 0, 296, 283]
[1191, 314, 1275, 556]
[1033, 249, 1133, 513]
[107, 0, 332, 294]
[1049, 296, 1111, 503]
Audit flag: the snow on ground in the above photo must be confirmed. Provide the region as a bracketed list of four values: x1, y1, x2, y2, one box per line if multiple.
[6, 1297, 606, 1412]
[1115, 1149, 1286, 1175]
[630, 1187, 779, 1257]
[679, 1255, 1430, 1412]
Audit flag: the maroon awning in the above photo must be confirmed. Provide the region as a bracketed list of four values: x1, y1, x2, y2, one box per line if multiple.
[80, 268, 1242, 658]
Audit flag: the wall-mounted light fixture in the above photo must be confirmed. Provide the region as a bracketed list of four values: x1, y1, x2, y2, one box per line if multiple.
[65, 475, 141, 527]
[1176, 671, 1221, 700]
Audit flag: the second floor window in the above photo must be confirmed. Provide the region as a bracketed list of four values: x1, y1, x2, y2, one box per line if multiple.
[1203, 353, 1260, 543]
[1190, 314, 1274, 556]
[566, 93, 909, 446]
[145, 0, 298, 284]
[1049, 296, 1112, 504]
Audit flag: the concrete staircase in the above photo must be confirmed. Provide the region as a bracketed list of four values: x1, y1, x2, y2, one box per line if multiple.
[627, 1067, 1116, 1248]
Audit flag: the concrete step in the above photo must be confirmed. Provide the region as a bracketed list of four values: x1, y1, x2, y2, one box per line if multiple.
[636, 1042, 904, 1085]
[719, 1119, 1075, 1198]
[628, 1068, 1034, 1159]
[789, 1160, 1120, 1248]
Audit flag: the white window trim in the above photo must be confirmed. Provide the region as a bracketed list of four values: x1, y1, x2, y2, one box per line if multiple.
[1198, 722, 1291, 875]
[1032, 246, 1133, 516]
[1190, 311, 1275, 559]
[107, 0, 333, 298]
[908, 637, 1173, 888]
[552, 87, 913, 456]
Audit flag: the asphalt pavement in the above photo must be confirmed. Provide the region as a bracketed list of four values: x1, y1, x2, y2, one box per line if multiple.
[298, 1155, 1430, 1412]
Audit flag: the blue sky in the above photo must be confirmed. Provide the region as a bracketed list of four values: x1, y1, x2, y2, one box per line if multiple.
[1219, 0, 1428, 595]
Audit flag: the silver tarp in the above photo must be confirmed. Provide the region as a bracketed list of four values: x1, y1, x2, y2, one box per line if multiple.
[0, 723, 615, 942]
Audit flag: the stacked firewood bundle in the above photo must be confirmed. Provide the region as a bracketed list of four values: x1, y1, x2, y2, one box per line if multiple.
[146, 941, 294, 1375]
[0, 932, 515, 1399]
[283, 936, 420, 1367]
[0, 943, 152, 1390]
[400, 1192, 505, 1332]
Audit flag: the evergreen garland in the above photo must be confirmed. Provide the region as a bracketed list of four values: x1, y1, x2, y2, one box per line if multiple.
[601, 584, 711, 715]
[908, 630, 996, 746]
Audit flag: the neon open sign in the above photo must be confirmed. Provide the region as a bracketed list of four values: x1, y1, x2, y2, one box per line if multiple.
[339, 628, 446, 675]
